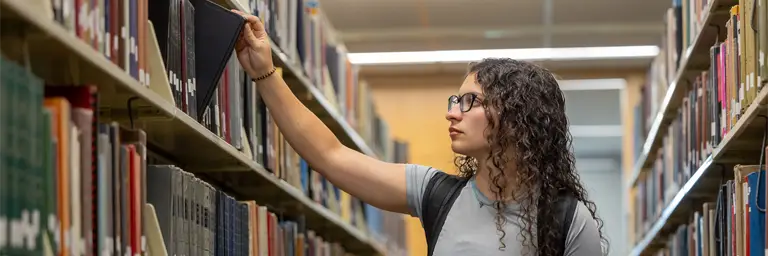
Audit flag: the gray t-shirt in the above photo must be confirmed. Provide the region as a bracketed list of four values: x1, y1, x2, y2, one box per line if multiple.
[406, 164, 604, 255]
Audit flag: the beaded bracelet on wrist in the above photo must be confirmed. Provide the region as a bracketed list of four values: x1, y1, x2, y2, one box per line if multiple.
[254, 66, 277, 81]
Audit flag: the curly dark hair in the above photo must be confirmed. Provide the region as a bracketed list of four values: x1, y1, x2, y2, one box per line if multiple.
[454, 58, 607, 255]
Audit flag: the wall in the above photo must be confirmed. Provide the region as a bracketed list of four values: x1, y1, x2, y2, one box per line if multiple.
[620, 74, 645, 246]
[365, 68, 646, 256]
[580, 162, 626, 255]
[367, 73, 463, 256]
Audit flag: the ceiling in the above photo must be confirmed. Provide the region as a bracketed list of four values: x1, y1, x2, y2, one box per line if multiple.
[321, 0, 670, 73]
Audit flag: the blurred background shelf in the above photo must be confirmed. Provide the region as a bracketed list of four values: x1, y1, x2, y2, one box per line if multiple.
[626, 0, 736, 189]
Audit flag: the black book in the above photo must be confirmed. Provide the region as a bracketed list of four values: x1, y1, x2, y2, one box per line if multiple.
[189, 0, 246, 120]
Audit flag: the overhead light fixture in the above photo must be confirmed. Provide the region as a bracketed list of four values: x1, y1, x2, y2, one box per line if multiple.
[347, 45, 660, 65]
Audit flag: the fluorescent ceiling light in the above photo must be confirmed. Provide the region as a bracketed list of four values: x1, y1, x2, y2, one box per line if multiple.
[347, 45, 660, 65]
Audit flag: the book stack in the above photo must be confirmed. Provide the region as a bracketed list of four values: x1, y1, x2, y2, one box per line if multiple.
[627, 0, 768, 254]
[0, 0, 408, 255]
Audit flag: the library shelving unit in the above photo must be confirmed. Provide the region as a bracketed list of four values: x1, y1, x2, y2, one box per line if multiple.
[0, 0, 407, 255]
[627, 0, 768, 254]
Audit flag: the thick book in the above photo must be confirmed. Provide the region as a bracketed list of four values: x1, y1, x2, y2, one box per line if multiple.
[189, 0, 245, 119]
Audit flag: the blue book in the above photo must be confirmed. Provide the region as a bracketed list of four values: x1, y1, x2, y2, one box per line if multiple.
[747, 170, 765, 256]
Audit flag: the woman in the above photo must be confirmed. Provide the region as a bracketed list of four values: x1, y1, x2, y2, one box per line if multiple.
[231, 10, 607, 256]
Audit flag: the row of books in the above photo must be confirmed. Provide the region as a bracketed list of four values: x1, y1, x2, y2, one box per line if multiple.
[150, 165, 353, 256]
[651, 163, 766, 256]
[243, 0, 391, 156]
[0, 54, 367, 255]
[38, 0, 407, 252]
[48, 0, 153, 87]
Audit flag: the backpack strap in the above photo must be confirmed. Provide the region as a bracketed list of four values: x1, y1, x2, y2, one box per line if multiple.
[421, 171, 469, 256]
[559, 194, 578, 255]
[539, 190, 578, 256]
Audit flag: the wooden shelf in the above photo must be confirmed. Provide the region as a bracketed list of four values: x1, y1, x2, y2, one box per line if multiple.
[0, 0, 386, 254]
[627, 0, 737, 189]
[628, 75, 768, 255]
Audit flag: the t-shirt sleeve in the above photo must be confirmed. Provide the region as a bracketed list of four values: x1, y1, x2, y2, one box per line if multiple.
[564, 201, 605, 256]
[405, 164, 439, 219]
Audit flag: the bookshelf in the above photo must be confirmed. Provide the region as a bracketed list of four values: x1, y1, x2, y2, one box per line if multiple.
[0, 0, 405, 255]
[627, 0, 768, 254]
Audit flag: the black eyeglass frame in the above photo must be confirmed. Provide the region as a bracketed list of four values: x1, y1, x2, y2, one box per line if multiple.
[448, 93, 485, 113]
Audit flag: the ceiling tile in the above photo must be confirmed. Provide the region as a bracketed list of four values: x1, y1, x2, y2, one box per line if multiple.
[424, 0, 543, 28]
[322, 1, 424, 30]
[553, 0, 669, 24]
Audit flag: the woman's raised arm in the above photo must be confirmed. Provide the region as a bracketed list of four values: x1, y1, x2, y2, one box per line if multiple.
[232, 10, 410, 214]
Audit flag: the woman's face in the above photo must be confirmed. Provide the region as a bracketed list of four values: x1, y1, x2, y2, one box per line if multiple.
[445, 74, 491, 158]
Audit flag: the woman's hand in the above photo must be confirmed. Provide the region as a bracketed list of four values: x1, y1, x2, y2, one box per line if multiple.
[231, 10, 274, 78]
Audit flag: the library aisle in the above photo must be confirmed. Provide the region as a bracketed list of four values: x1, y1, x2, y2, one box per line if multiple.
[8, 0, 768, 255]
[0, 0, 407, 255]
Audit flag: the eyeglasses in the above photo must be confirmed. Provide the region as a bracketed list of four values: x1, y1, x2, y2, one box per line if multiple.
[448, 93, 483, 112]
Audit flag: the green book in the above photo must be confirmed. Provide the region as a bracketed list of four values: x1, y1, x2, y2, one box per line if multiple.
[17, 55, 30, 255]
[41, 108, 57, 255]
[0, 53, 9, 256]
[23, 60, 46, 255]
[3, 54, 20, 255]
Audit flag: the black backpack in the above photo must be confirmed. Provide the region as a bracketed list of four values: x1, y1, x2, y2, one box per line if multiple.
[420, 171, 577, 256]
